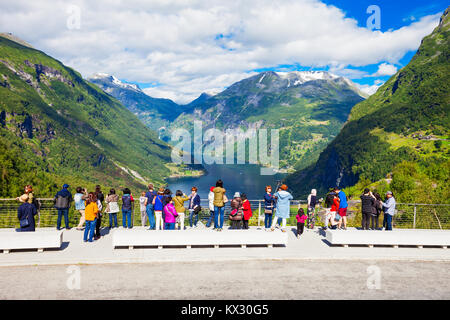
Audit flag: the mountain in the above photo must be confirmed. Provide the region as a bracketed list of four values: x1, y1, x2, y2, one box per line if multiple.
[285, 7, 450, 201]
[165, 70, 366, 170]
[88, 73, 185, 135]
[0, 35, 175, 197]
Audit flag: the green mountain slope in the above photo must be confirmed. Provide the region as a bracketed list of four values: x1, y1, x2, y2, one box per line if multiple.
[0, 36, 174, 197]
[166, 71, 365, 171]
[286, 7, 450, 201]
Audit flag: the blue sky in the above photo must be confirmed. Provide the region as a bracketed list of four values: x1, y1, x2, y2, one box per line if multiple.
[1, 0, 447, 102]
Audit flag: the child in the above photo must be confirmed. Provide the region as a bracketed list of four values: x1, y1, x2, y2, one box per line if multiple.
[139, 191, 147, 227]
[163, 196, 178, 230]
[296, 208, 308, 239]
[84, 192, 99, 242]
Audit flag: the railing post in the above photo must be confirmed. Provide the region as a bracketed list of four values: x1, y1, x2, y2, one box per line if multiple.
[258, 201, 261, 229]
[413, 204, 416, 229]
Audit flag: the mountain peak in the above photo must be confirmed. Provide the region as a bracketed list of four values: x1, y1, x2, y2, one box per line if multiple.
[0, 32, 33, 48]
[89, 73, 141, 92]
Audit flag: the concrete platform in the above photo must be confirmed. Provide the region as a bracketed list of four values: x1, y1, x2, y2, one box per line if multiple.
[326, 229, 450, 248]
[112, 229, 288, 249]
[1, 227, 450, 266]
[0, 229, 63, 253]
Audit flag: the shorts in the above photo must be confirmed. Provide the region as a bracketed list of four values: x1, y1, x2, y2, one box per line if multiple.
[338, 207, 347, 217]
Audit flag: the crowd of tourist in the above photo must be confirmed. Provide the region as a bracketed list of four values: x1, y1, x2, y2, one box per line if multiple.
[15, 180, 397, 240]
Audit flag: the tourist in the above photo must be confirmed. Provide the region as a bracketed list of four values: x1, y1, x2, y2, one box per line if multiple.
[323, 188, 336, 230]
[121, 188, 134, 229]
[295, 208, 308, 239]
[163, 196, 178, 230]
[74, 187, 88, 230]
[188, 187, 201, 228]
[173, 190, 189, 230]
[306, 189, 318, 229]
[139, 191, 147, 227]
[371, 192, 383, 230]
[105, 188, 119, 228]
[84, 192, 99, 242]
[145, 184, 157, 230]
[53, 184, 72, 230]
[152, 187, 165, 230]
[360, 188, 375, 230]
[335, 187, 348, 230]
[329, 191, 340, 230]
[94, 185, 104, 239]
[206, 186, 215, 228]
[213, 180, 227, 232]
[381, 191, 396, 231]
[229, 192, 243, 229]
[263, 186, 276, 230]
[241, 193, 252, 230]
[17, 194, 37, 232]
[270, 184, 293, 233]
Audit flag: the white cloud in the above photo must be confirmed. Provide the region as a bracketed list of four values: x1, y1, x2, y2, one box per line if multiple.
[0, 0, 442, 103]
[373, 63, 398, 76]
[357, 79, 385, 96]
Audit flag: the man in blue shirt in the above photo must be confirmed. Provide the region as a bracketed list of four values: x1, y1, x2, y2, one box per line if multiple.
[145, 184, 157, 230]
[335, 187, 348, 230]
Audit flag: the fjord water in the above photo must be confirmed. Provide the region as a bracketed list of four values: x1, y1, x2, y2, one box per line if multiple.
[166, 164, 287, 200]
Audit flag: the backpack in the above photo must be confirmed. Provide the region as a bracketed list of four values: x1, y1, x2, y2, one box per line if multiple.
[122, 195, 132, 210]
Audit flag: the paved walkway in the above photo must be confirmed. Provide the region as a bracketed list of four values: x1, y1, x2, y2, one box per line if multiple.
[1, 226, 450, 266]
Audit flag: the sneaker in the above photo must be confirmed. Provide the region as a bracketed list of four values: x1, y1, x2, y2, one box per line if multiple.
[281, 229, 286, 233]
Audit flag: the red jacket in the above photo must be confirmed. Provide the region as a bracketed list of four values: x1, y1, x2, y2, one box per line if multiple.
[331, 198, 340, 212]
[242, 199, 252, 220]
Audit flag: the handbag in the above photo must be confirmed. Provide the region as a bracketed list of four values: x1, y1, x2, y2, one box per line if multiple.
[19, 217, 30, 228]
[193, 205, 202, 215]
[334, 213, 341, 221]
[264, 209, 273, 214]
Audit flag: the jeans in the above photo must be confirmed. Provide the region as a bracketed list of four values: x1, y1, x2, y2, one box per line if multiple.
[206, 210, 215, 228]
[122, 209, 132, 228]
[146, 204, 155, 229]
[155, 211, 163, 230]
[243, 219, 249, 229]
[84, 219, 97, 242]
[109, 213, 118, 228]
[57, 208, 70, 230]
[230, 220, 241, 229]
[272, 216, 286, 229]
[385, 214, 393, 230]
[189, 209, 198, 227]
[165, 222, 175, 230]
[371, 215, 379, 229]
[264, 213, 273, 229]
[214, 206, 224, 229]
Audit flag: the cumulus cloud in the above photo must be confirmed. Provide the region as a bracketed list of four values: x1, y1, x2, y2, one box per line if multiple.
[0, 0, 442, 103]
[372, 63, 398, 76]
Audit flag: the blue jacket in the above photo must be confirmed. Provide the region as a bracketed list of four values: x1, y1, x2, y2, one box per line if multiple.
[264, 193, 276, 210]
[17, 202, 37, 232]
[189, 194, 201, 210]
[154, 195, 165, 211]
[274, 191, 293, 219]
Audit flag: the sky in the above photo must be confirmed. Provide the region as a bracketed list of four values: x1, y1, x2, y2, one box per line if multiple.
[0, 0, 448, 103]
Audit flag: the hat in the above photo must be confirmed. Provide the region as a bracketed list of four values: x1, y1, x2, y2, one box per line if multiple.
[210, 186, 215, 192]
[233, 192, 240, 198]
[386, 191, 393, 195]
[63, 184, 69, 189]
[18, 194, 29, 203]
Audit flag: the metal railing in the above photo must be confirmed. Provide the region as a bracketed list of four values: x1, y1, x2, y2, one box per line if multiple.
[1, 198, 449, 230]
